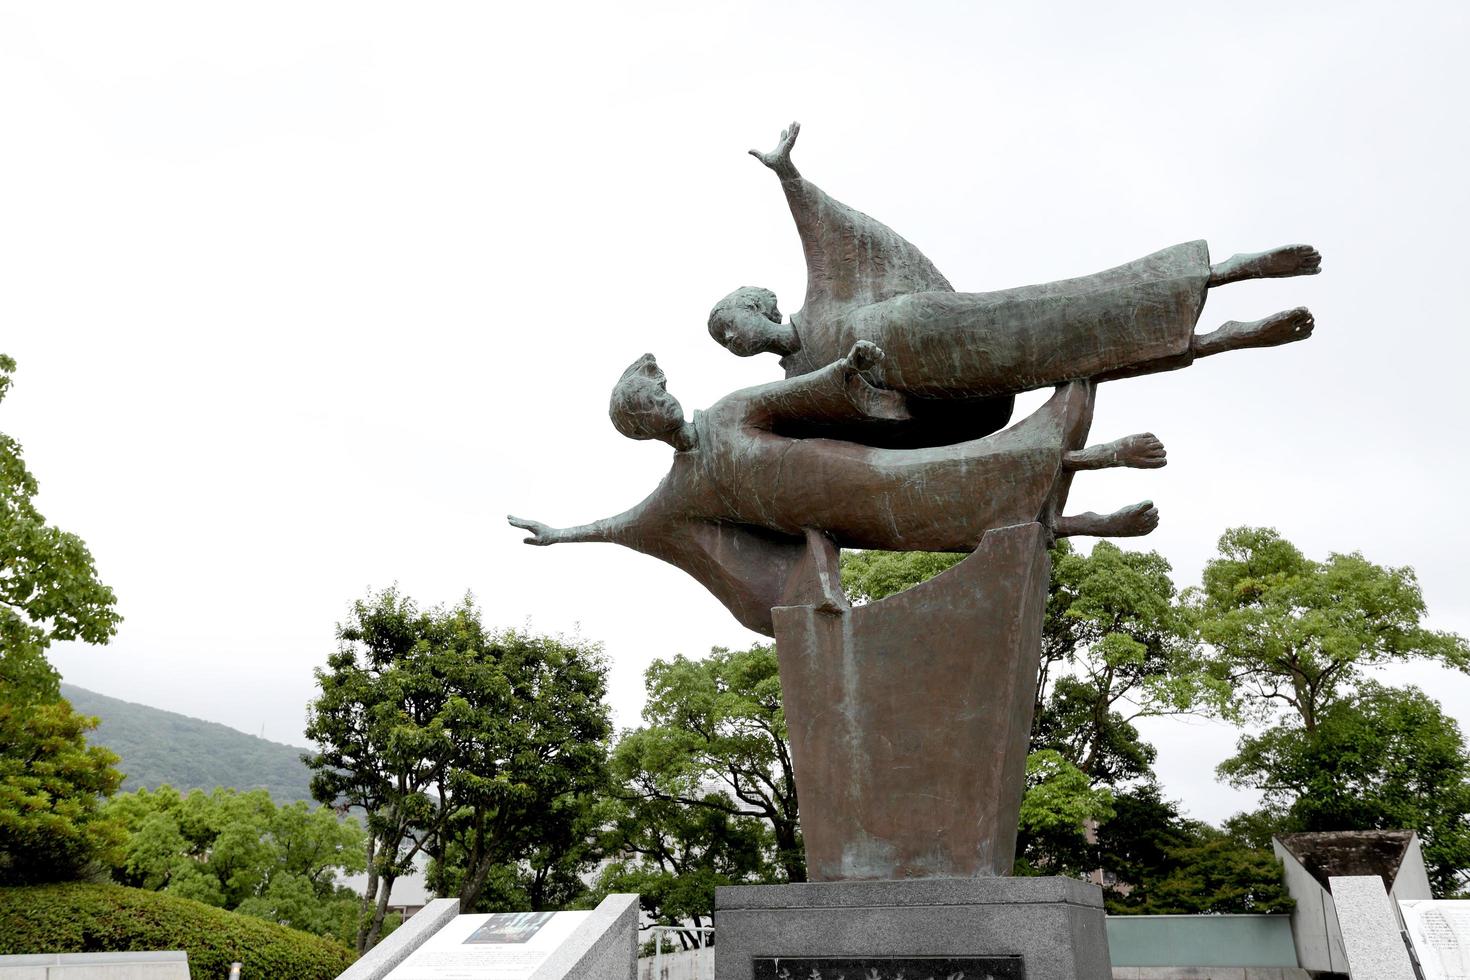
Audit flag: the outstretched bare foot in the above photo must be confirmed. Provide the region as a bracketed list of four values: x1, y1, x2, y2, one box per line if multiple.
[1195, 307, 1315, 357]
[1054, 501, 1159, 538]
[1209, 244, 1321, 286]
[1116, 433, 1167, 469]
[1065, 433, 1167, 471]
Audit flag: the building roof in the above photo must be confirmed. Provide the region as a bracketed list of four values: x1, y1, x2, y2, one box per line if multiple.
[1275, 830, 1416, 893]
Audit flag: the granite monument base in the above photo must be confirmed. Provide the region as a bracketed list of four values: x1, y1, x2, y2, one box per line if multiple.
[715, 877, 1111, 980]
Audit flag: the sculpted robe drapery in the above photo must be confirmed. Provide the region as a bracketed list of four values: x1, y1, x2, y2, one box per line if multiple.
[564, 360, 1094, 636]
[770, 173, 1210, 443]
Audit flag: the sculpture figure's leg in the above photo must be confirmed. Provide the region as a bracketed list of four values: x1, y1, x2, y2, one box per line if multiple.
[1208, 244, 1321, 286]
[1054, 501, 1159, 538]
[1064, 433, 1166, 471]
[1193, 307, 1315, 358]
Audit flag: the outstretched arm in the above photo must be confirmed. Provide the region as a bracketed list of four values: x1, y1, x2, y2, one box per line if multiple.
[749, 121, 802, 181]
[508, 513, 628, 546]
[748, 121, 953, 308]
[743, 341, 910, 429]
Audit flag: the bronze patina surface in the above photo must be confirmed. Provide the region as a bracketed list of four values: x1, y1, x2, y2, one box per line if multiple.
[510, 122, 1319, 881]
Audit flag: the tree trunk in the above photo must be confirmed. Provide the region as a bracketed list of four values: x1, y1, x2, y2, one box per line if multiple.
[458, 858, 497, 911]
[356, 836, 380, 955]
[774, 818, 806, 882]
[362, 871, 398, 952]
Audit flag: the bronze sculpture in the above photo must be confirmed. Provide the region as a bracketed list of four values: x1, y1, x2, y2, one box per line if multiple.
[713, 122, 1318, 447]
[508, 122, 1319, 892]
[510, 345, 1158, 636]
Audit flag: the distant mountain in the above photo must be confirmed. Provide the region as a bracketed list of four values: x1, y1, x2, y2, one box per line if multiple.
[61, 684, 317, 805]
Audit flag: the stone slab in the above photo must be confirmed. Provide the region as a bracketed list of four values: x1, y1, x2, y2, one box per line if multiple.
[1329, 875, 1415, 979]
[363, 894, 636, 980]
[337, 898, 461, 980]
[0, 951, 189, 980]
[715, 877, 1110, 980]
[528, 893, 637, 980]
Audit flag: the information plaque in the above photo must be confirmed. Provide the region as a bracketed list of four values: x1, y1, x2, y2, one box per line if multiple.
[385, 910, 591, 980]
[1402, 900, 1470, 980]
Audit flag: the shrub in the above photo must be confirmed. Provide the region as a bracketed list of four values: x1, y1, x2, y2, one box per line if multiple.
[0, 882, 355, 979]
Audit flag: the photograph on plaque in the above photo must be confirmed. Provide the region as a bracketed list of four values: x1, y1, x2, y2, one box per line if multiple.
[752, 957, 1025, 980]
[464, 911, 556, 944]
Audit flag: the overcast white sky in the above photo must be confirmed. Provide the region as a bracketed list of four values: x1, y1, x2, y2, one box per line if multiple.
[4, 1, 1468, 826]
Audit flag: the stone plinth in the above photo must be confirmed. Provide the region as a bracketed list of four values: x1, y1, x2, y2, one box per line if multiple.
[714, 877, 1111, 980]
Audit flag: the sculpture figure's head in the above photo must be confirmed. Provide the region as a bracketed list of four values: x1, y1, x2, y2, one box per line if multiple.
[708, 286, 800, 358]
[609, 354, 686, 444]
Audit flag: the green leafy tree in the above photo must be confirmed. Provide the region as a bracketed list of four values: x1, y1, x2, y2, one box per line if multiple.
[1014, 750, 1114, 877]
[426, 628, 611, 914]
[1189, 526, 1469, 730]
[0, 354, 125, 882]
[305, 588, 447, 952]
[840, 550, 963, 606]
[102, 786, 366, 942]
[1220, 683, 1470, 895]
[0, 355, 120, 699]
[1118, 830, 1294, 914]
[1193, 528, 1470, 892]
[594, 777, 770, 939]
[305, 590, 611, 950]
[614, 645, 802, 883]
[0, 699, 126, 883]
[1091, 785, 1290, 914]
[1037, 540, 1227, 778]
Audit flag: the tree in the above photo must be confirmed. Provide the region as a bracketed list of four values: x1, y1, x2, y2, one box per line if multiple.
[840, 550, 963, 606]
[0, 354, 125, 881]
[1014, 750, 1113, 878]
[0, 355, 121, 699]
[305, 589, 611, 951]
[1220, 682, 1470, 895]
[1189, 526, 1469, 731]
[1117, 831, 1294, 914]
[427, 628, 611, 914]
[103, 786, 366, 943]
[0, 698, 126, 883]
[1037, 540, 1227, 780]
[594, 777, 770, 940]
[305, 588, 449, 953]
[595, 644, 801, 930]
[615, 645, 802, 882]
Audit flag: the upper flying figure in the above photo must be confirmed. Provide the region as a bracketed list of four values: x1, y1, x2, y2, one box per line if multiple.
[708, 122, 1320, 447]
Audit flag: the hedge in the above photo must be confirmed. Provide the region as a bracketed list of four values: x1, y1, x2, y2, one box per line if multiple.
[0, 883, 355, 979]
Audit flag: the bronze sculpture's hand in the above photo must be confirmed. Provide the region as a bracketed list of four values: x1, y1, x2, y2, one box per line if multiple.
[507, 515, 556, 546]
[845, 339, 884, 373]
[748, 121, 801, 179]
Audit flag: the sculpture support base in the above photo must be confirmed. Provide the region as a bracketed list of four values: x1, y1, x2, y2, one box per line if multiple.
[773, 522, 1051, 880]
[714, 877, 1112, 980]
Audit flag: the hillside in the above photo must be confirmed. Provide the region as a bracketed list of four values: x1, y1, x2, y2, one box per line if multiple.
[61, 684, 317, 804]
